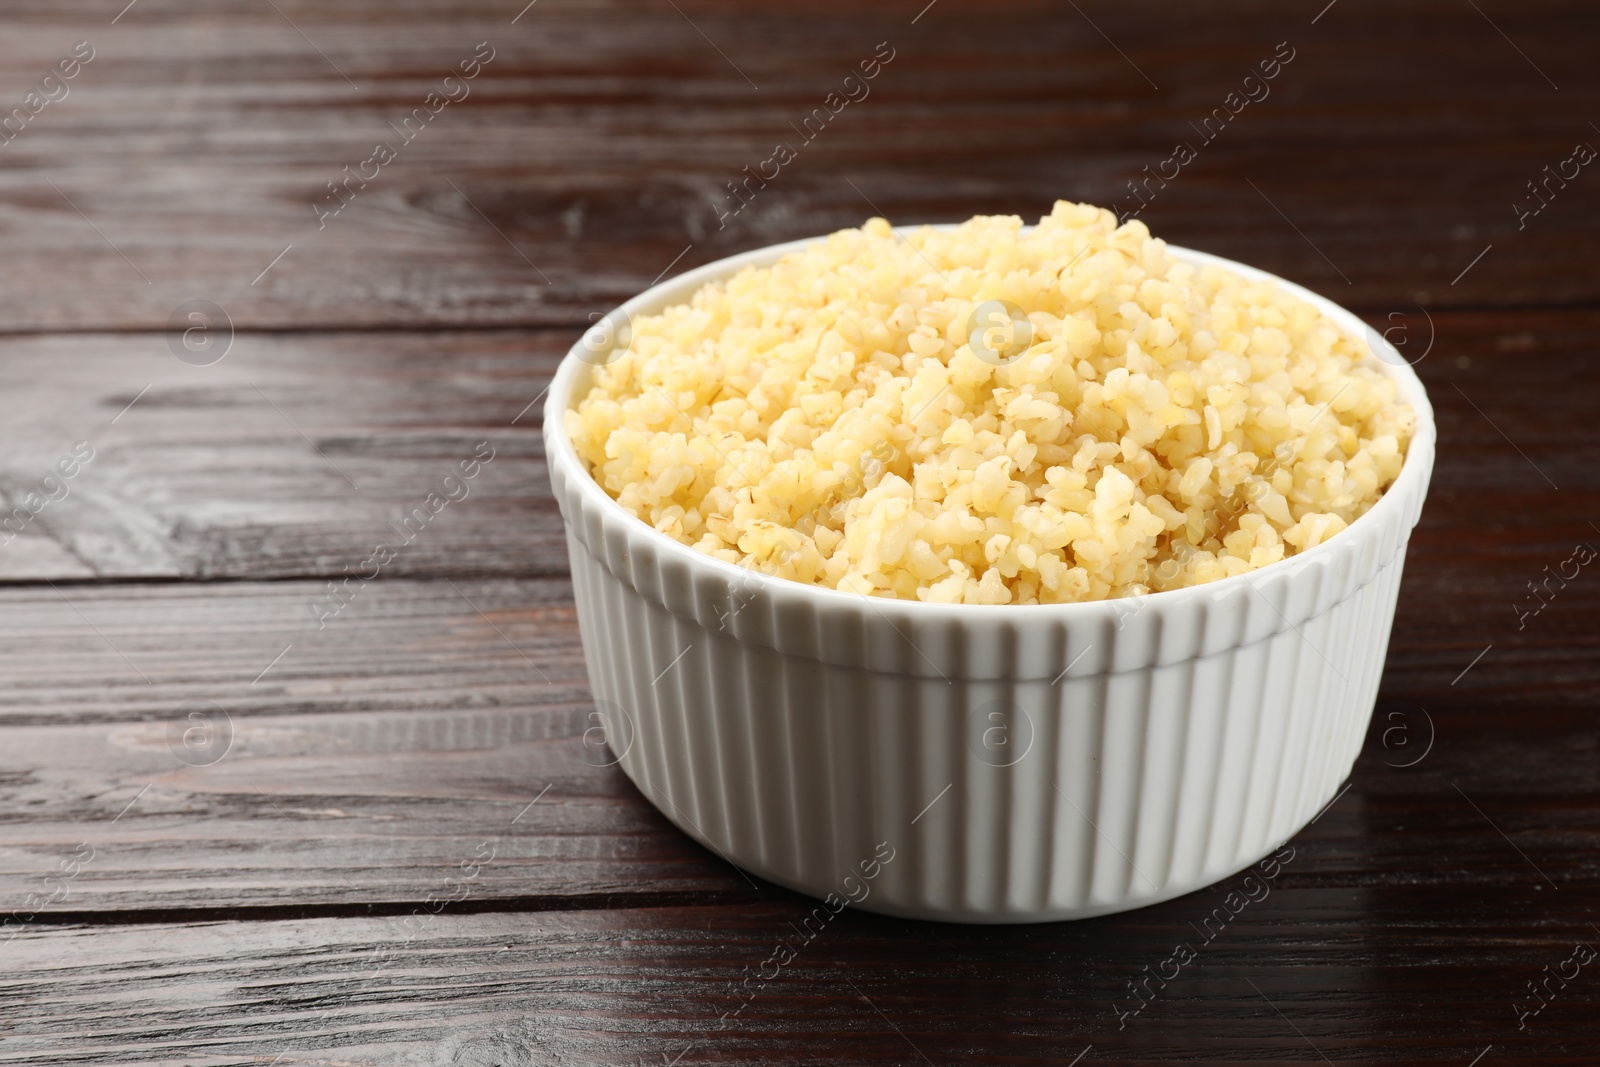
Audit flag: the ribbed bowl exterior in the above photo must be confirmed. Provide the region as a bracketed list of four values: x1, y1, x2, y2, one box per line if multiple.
[546, 237, 1436, 923]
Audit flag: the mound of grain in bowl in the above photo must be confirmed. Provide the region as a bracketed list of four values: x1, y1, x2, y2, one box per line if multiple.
[566, 201, 1414, 604]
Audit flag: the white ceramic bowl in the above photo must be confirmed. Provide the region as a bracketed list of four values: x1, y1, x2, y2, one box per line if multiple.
[545, 231, 1435, 923]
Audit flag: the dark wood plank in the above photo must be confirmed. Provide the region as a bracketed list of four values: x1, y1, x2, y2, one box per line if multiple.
[0, 329, 563, 581]
[3, 860, 1596, 1065]
[0, 577, 590, 729]
[0, 1, 1592, 331]
[0, 580, 750, 911]
[1377, 308, 1600, 705]
[0, 705, 752, 914]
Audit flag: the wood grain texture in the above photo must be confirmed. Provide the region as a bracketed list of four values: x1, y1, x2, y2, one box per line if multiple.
[0, 704, 755, 914]
[0, 0, 1591, 331]
[0, 0, 1597, 1063]
[0, 578, 753, 912]
[0, 329, 564, 581]
[3, 874, 1598, 1065]
[0, 578, 587, 727]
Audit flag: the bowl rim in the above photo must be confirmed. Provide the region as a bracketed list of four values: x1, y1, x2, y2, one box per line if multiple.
[544, 224, 1436, 623]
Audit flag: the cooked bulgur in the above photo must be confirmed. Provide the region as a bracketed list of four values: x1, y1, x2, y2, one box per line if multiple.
[566, 201, 1414, 604]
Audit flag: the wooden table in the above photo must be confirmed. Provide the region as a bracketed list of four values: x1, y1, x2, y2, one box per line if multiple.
[1, 1, 1596, 1063]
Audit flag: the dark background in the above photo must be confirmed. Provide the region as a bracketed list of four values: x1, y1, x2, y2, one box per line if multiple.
[0, 1, 1596, 1063]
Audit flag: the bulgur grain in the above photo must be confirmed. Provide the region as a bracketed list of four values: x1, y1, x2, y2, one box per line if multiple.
[567, 202, 1414, 604]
